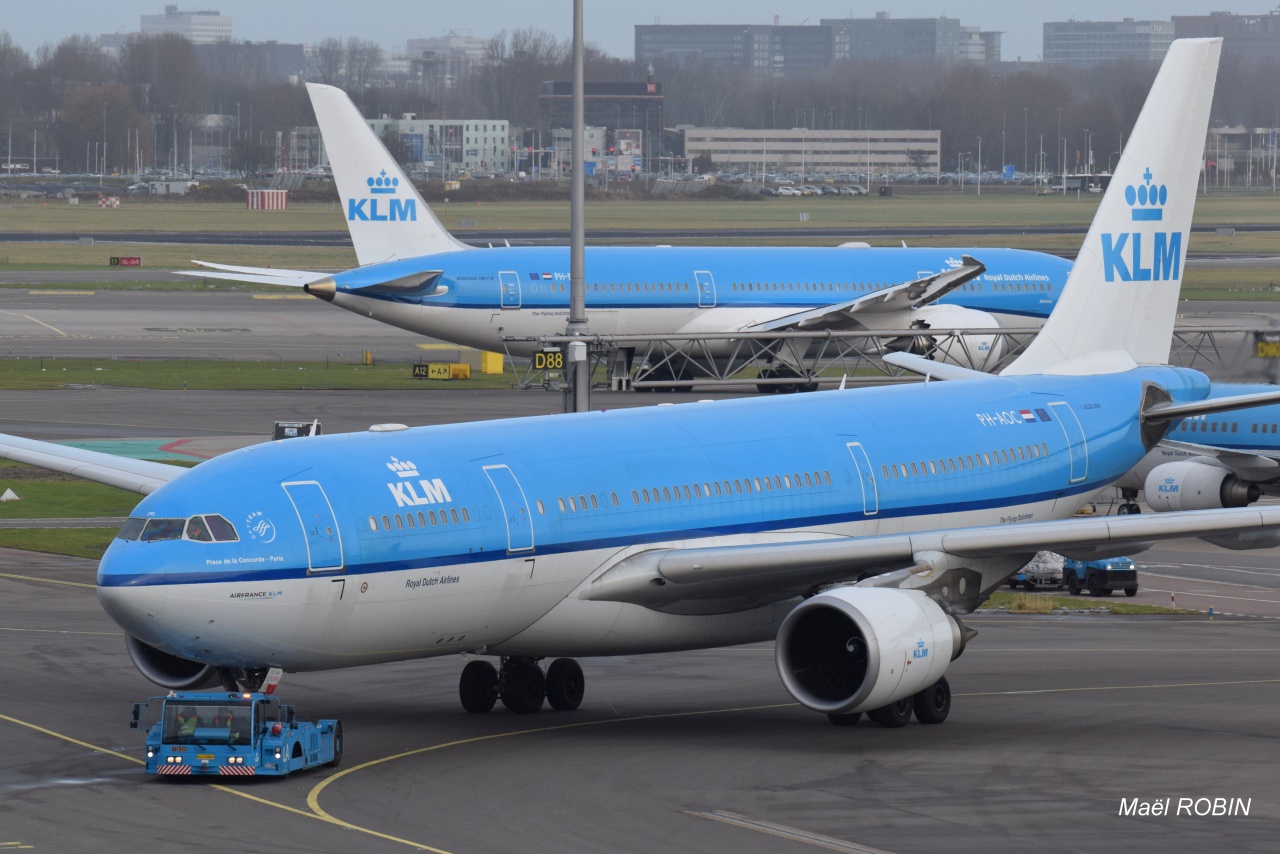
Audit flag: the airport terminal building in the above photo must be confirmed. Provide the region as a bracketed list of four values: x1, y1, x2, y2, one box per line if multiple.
[682, 127, 941, 178]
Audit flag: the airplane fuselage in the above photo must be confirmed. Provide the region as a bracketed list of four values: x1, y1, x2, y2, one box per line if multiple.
[98, 365, 1206, 674]
[325, 245, 1069, 355]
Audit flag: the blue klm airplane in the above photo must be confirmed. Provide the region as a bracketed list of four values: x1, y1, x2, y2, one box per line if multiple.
[4, 39, 1274, 728]
[184, 82, 1072, 372]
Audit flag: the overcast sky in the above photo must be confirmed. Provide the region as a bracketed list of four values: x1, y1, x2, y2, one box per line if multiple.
[6, 2, 1260, 64]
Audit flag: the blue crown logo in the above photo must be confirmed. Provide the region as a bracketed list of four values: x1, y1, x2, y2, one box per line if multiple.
[367, 169, 399, 195]
[1124, 167, 1165, 221]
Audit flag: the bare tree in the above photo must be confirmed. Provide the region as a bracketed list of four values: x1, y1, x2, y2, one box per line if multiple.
[344, 38, 383, 95]
[311, 37, 344, 85]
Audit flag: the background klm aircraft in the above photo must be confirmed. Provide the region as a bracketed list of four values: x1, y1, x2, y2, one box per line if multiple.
[186, 83, 1073, 373]
[6, 39, 1273, 730]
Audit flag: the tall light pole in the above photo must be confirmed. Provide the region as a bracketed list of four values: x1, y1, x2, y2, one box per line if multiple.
[565, 0, 589, 412]
[1023, 107, 1028, 175]
[976, 136, 982, 195]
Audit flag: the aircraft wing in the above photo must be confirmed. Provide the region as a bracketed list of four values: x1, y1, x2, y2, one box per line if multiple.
[180, 261, 331, 288]
[1157, 439, 1280, 480]
[581, 504, 1280, 612]
[0, 433, 186, 495]
[747, 255, 985, 333]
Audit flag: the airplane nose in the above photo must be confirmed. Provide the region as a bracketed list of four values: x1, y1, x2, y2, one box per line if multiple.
[96, 540, 172, 646]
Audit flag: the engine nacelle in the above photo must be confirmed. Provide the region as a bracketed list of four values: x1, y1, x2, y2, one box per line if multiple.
[1145, 460, 1260, 512]
[125, 634, 220, 690]
[896, 305, 1006, 370]
[775, 588, 959, 715]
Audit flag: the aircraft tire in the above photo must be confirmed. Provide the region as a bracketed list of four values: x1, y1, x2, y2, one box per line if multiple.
[545, 658, 585, 711]
[867, 697, 913, 728]
[501, 661, 546, 714]
[912, 677, 951, 725]
[459, 660, 499, 713]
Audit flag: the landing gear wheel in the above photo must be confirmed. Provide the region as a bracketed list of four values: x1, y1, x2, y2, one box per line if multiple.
[867, 697, 913, 728]
[827, 712, 862, 727]
[1124, 587, 1138, 597]
[500, 660, 546, 714]
[325, 722, 343, 769]
[1065, 572, 1081, 596]
[545, 658, 585, 711]
[912, 677, 951, 725]
[459, 660, 499, 713]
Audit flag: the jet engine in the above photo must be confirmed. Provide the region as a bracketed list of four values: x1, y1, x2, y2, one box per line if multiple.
[775, 587, 962, 715]
[125, 634, 220, 690]
[1144, 460, 1260, 512]
[890, 305, 1007, 370]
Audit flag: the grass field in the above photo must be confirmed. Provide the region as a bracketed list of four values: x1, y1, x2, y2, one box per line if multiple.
[979, 590, 1200, 615]
[0, 464, 141, 518]
[2, 192, 1279, 236]
[0, 528, 117, 560]
[0, 357, 519, 390]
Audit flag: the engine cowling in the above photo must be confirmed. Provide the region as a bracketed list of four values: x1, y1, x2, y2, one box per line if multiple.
[775, 588, 960, 715]
[895, 305, 1006, 370]
[1144, 460, 1260, 512]
[125, 634, 220, 690]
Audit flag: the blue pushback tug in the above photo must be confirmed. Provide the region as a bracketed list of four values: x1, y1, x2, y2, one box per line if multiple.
[131, 691, 342, 778]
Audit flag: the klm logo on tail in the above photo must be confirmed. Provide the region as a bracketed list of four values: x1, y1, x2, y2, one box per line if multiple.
[1102, 167, 1181, 283]
[347, 169, 417, 223]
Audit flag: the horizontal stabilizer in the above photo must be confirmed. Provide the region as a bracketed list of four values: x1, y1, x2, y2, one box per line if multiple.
[182, 261, 331, 288]
[881, 351, 989, 381]
[749, 255, 985, 333]
[0, 433, 184, 495]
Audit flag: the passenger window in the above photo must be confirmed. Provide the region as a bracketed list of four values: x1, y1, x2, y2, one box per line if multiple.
[394, 515, 403, 530]
[537, 500, 545, 515]
[418, 512, 426, 526]
[611, 492, 619, 507]
[632, 490, 640, 504]
[579, 494, 587, 509]
[892, 464, 900, 478]
[910, 462, 918, 477]
[381, 514, 391, 531]
[662, 487, 671, 501]
[881, 465, 889, 478]
[714, 482, 723, 496]
[928, 461, 937, 475]
[983, 453, 992, 467]
[461, 508, 470, 522]
[406, 513, 415, 529]
[569, 497, 578, 511]
[590, 495, 599, 510]
[450, 509, 459, 524]
[693, 483, 702, 498]
[947, 458, 956, 472]
[703, 482, 712, 496]
[734, 480, 743, 494]
[558, 498, 567, 512]
[368, 516, 378, 532]
[784, 475, 792, 488]
[762, 478, 772, 492]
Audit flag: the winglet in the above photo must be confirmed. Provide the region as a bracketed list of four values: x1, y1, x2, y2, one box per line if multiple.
[307, 83, 470, 265]
[1001, 39, 1221, 376]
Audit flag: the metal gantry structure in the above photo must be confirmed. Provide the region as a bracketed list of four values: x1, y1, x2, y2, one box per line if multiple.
[504, 325, 1249, 393]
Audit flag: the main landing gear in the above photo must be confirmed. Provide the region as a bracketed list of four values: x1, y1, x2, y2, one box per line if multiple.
[1116, 488, 1142, 516]
[459, 656, 585, 714]
[826, 677, 951, 728]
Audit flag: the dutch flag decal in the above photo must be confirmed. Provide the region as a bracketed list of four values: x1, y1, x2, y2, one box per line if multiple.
[1019, 409, 1037, 423]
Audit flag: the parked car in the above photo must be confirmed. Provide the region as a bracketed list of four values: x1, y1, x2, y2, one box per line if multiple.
[839, 184, 868, 196]
[778, 185, 802, 196]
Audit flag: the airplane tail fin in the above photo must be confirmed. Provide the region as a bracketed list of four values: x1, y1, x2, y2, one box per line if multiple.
[1001, 39, 1221, 377]
[306, 83, 470, 266]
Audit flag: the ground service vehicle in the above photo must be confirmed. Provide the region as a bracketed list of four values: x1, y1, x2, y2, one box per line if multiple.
[1008, 552, 1064, 590]
[1063, 557, 1139, 597]
[131, 691, 342, 777]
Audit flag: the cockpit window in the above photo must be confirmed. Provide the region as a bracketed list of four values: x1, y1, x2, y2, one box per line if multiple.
[185, 516, 213, 542]
[205, 515, 238, 542]
[117, 517, 146, 541]
[140, 518, 186, 542]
